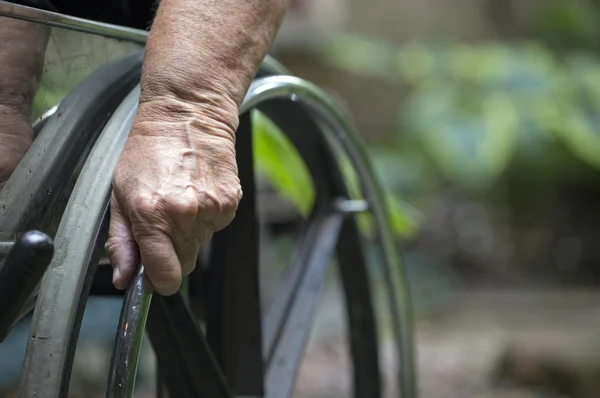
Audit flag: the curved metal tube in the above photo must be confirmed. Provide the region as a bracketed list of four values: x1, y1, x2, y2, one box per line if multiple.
[106, 266, 152, 398]
[241, 76, 417, 398]
[0, 0, 146, 43]
[0, 1, 289, 75]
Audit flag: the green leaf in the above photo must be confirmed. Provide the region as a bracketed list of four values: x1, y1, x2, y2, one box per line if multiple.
[252, 110, 315, 217]
[252, 109, 422, 239]
[555, 106, 600, 170]
[385, 192, 422, 239]
[397, 41, 437, 84]
[406, 84, 518, 191]
[320, 33, 398, 79]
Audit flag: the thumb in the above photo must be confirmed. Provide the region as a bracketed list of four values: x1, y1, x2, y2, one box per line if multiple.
[107, 195, 140, 290]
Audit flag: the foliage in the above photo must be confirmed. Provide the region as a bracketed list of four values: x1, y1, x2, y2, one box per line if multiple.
[535, 0, 600, 51]
[252, 110, 315, 217]
[252, 110, 421, 239]
[320, 34, 600, 196]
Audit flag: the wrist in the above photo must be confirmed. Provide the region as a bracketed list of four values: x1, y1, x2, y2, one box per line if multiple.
[134, 92, 240, 141]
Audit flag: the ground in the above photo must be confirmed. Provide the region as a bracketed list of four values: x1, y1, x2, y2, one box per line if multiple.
[3, 288, 600, 398]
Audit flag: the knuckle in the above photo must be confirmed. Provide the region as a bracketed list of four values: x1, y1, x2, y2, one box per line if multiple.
[219, 186, 241, 213]
[165, 194, 199, 220]
[197, 182, 241, 231]
[130, 194, 160, 218]
[105, 236, 122, 257]
[130, 192, 199, 221]
[197, 186, 239, 215]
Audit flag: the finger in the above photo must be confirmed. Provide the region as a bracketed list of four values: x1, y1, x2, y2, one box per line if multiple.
[172, 236, 200, 278]
[174, 226, 218, 277]
[107, 196, 139, 290]
[135, 230, 182, 296]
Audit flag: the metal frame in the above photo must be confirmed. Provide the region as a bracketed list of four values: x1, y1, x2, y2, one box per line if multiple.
[0, 1, 289, 76]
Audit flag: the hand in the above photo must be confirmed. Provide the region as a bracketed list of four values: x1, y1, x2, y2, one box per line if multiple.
[0, 17, 48, 191]
[0, 109, 32, 190]
[107, 99, 242, 295]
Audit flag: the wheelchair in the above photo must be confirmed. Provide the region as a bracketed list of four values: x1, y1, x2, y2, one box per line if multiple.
[0, 2, 416, 397]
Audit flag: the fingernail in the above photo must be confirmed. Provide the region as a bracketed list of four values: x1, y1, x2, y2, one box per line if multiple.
[112, 267, 121, 286]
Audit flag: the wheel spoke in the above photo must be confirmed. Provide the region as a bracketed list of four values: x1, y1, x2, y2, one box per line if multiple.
[336, 218, 381, 397]
[245, 77, 416, 398]
[206, 113, 264, 396]
[264, 212, 343, 397]
[146, 292, 233, 398]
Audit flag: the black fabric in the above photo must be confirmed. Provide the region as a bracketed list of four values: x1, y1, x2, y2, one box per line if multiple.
[9, 0, 157, 30]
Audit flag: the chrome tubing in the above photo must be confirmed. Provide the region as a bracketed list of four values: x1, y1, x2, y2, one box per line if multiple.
[241, 75, 417, 398]
[0, 1, 147, 43]
[0, 1, 289, 75]
[106, 266, 153, 398]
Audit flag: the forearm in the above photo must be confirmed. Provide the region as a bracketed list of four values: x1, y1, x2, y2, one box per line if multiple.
[0, 17, 49, 116]
[138, 0, 288, 133]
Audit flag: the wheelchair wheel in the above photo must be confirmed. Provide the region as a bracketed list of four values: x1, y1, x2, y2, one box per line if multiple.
[18, 64, 416, 398]
[0, 51, 143, 338]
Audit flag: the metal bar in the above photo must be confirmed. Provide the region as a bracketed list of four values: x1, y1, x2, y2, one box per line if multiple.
[0, 242, 13, 255]
[155, 370, 169, 398]
[106, 266, 153, 398]
[262, 211, 338, 364]
[0, 231, 53, 341]
[0, 1, 148, 43]
[335, 218, 382, 397]
[334, 198, 370, 213]
[147, 293, 233, 398]
[147, 299, 197, 398]
[264, 213, 343, 398]
[206, 113, 264, 396]
[0, 1, 289, 75]
[241, 76, 417, 398]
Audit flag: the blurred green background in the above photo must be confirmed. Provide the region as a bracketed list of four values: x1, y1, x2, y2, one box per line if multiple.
[272, 1, 600, 396]
[275, 0, 600, 289]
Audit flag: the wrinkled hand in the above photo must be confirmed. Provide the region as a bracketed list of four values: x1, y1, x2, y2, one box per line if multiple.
[107, 99, 241, 295]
